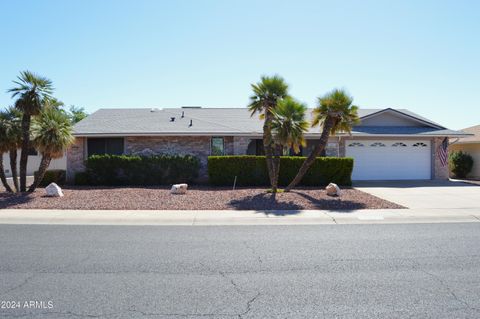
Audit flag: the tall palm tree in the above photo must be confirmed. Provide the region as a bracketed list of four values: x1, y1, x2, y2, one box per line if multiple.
[28, 107, 74, 192]
[8, 71, 53, 192]
[248, 75, 289, 192]
[0, 115, 14, 192]
[271, 98, 309, 182]
[285, 89, 360, 191]
[0, 107, 22, 192]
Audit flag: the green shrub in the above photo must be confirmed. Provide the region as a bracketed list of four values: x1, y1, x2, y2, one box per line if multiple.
[449, 151, 474, 178]
[208, 156, 353, 186]
[84, 154, 200, 186]
[34, 169, 66, 187]
[74, 172, 89, 185]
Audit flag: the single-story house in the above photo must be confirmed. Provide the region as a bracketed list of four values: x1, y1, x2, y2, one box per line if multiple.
[450, 125, 480, 179]
[2, 149, 66, 178]
[67, 107, 468, 182]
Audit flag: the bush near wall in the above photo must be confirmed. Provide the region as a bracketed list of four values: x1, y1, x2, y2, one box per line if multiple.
[34, 169, 66, 187]
[449, 151, 473, 178]
[84, 154, 200, 186]
[208, 156, 353, 186]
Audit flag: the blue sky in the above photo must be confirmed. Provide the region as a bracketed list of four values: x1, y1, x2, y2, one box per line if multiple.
[0, 0, 478, 129]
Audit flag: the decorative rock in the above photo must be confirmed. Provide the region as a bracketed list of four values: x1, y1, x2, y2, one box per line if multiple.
[45, 183, 64, 197]
[171, 183, 188, 194]
[325, 183, 341, 196]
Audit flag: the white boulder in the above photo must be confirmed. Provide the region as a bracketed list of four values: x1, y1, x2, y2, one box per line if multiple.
[325, 183, 341, 196]
[45, 183, 64, 197]
[171, 183, 188, 194]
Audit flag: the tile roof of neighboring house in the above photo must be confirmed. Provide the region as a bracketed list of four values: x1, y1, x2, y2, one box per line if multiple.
[454, 125, 480, 144]
[73, 107, 466, 137]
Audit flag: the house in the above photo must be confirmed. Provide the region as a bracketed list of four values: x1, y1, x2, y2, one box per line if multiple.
[67, 107, 467, 182]
[2, 149, 66, 178]
[449, 125, 480, 179]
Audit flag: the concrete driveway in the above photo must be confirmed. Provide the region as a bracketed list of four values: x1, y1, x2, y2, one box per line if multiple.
[354, 180, 480, 209]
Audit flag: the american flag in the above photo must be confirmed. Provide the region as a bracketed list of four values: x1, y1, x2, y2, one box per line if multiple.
[437, 137, 448, 166]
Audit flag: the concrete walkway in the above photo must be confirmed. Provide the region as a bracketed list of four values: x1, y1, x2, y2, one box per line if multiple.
[1, 208, 479, 225]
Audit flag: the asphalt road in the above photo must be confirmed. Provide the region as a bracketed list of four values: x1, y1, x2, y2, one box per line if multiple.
[0, 224, 479, 318]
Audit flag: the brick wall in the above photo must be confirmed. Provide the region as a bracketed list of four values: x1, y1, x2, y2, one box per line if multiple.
[66, 137, 86, 182]
[233, 136, 252, 155]
[125, 136, 213, 180]
[432, 137, 449, 180]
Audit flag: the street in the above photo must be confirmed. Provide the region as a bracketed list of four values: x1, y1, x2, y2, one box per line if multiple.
[0, 223, 479, 318]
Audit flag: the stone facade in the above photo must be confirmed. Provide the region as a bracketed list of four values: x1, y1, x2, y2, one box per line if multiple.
[233, 136, 252, 155]
[66, 135, 248, 183]
[66, 137, 86, 182]
[125, 136, 213, 180]
[432, 137, 449, 180]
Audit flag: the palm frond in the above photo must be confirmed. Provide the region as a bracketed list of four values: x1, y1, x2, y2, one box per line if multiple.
[31, 107, 74, 159]
[311, 89, 360, 135]
[271, 97, 309, 153]
[247, 75, 289, 118]
[8, 71, 54, 116]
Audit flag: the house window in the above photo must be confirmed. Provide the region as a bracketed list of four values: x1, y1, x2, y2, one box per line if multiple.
[348, 142, 364, 147]
[211, 137, 224, 156]
[412, 142, 427, 147]
[370, 142, 386, 147]
[392, 142, 407, 147]
[87, 138, 124, 157]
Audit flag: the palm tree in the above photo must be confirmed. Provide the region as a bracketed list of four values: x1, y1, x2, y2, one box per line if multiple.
[68, 105, 88, 124]
[285, 89, 360, 191]
[0, 116, 14, 192]
[271, 98, 309, 183]
[28, 106, 74, 192]
[8, 71, 53, 192]
[248, 75, 289, 192]
[0, 107, 22, 192]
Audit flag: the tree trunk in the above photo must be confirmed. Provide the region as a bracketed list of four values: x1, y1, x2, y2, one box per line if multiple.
[272, 144, 283, 190]
[285, 116, 336, 192]
[19, 114, 31, 192]
[0, 155, 14, 193]
[9, 149, 19, 192]
[263, 110, 277, 192]
[28, 155, 51, 192]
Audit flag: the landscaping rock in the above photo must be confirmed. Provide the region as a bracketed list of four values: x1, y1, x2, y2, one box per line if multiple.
[325, 183, 341, 196]
[45, 183, 64, 197]
[171, 183, 188, 194]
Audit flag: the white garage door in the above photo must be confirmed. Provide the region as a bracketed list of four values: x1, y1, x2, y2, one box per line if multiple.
[346, 140, 431, 180]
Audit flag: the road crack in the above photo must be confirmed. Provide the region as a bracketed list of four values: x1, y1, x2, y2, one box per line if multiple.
[419, 268, 478, 311]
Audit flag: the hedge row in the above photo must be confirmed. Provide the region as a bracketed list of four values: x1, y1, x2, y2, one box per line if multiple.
[82, 154, 200, 186]
[208, 156, 353, 186]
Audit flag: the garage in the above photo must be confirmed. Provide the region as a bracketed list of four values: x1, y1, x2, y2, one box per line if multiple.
[346, 140, 431, 180]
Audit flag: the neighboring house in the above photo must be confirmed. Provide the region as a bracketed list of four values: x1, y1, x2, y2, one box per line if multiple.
[450, 125, 480, 179]
[2, 149, 66, 178]
[67, 107, 467, 182]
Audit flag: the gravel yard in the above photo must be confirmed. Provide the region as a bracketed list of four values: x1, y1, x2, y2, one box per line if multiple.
[0, 186, 403, 210]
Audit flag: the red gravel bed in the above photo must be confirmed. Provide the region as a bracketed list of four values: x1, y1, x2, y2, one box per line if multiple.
[0, 186, 403, 210]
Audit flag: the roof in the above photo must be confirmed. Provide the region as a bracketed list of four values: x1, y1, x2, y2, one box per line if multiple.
[454, 125, 480, 144]
[73, 107, 466, 137]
